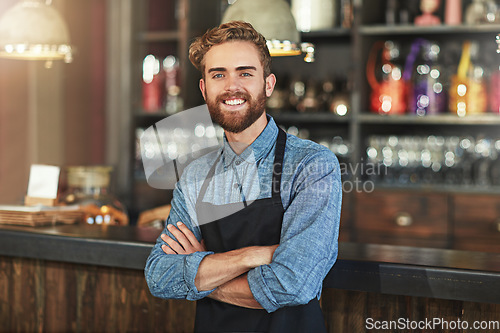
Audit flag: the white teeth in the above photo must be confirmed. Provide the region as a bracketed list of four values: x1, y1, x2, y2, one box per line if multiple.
[224, 99, 245, 106]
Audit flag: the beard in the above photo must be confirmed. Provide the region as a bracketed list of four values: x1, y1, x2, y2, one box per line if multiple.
[205, 87, 267, 134]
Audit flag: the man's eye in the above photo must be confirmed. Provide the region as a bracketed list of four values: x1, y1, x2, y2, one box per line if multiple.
[213, 74, 223, 79]
[241, 73, 252, 77]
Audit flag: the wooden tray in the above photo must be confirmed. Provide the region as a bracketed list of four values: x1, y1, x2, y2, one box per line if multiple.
[0, 205, 84, 226]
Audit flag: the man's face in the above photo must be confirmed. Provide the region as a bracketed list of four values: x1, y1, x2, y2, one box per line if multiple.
[199, 41, 275, 134]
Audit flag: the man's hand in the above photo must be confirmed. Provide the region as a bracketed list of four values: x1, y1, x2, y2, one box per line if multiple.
[160, 220, 278, 307]
[161, 222, 206, 254]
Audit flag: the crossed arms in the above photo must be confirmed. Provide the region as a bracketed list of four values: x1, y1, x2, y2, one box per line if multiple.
[161, 221, 277, 309]
[144, 149, 342, 312]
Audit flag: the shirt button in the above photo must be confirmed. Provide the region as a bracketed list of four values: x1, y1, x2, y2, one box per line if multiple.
[234, 183, 239, 189]
[235, 160, 241, 166]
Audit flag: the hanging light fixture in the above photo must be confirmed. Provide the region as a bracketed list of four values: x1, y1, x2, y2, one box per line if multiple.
[0, 0, 73, 65]
[496, 33, 500, 53]
[221, 0, 315, 62]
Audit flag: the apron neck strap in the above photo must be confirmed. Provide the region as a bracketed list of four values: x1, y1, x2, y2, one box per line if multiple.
[197, 126, 287, 206]
[272, 127, 287, 205]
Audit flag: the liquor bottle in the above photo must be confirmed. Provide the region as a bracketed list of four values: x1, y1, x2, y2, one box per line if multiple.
[471, 138, 492, 186]
[163, 55, 183, 115]
[142, 54, 163, 113]
[367, 40, 407, 114]
[330, 79, 350, 116]
[445, 0, 462, 25]
[405, 39, 447, 116]
[490, 139, 500, 186]
[288, 76, 306, 111]
[297, 79, 319, 112]
[317, 79, 335, 111]
[386, 0, 398, 25]
[449, 41, 488, 116]
[465, 0, 487, 24]
[489, 65, 500, 113]
[340, 0, 353, 28]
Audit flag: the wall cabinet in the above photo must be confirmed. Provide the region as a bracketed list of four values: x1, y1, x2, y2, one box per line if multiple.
[354, 190, 450, 248]
[453, 193, 500, 252]
[118, 0, 500, 252]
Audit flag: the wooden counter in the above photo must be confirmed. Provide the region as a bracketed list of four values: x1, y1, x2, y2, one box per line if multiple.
[1, 224, 499, 332]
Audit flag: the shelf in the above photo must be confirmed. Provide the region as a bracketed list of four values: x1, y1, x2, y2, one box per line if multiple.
[270, 111, 350, 124]
[138, 30, 180, 42]
[359, 24, 500, 36]
[373, 183, 500, 195]
[357, 113, 500, 125]
[135, 111, 170, 119]
[301, 28, 351, 39]
[134, 111, 352, 127]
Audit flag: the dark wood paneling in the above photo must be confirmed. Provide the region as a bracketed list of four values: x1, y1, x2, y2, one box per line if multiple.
[339, 191, 352, 242]
[355, 190, 449, 247]
[453, 194, 500, 253]
[321, 288, 500, 333]
[2, 255, 500, 332]
[0, 256, 196, 333]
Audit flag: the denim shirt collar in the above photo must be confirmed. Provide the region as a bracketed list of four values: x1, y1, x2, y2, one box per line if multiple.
[221, 115, 279, 169]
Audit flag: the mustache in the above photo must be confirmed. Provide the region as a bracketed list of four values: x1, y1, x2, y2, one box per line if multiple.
[216, 92, 250, 102]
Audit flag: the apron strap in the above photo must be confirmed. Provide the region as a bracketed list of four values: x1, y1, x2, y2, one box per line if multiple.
[272, 127, 287, 206]
[196, 126, 287, 207]
[196, 152, 222, 207]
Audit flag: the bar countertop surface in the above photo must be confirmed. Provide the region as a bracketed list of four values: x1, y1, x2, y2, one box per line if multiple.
[1, 224, 499, 304]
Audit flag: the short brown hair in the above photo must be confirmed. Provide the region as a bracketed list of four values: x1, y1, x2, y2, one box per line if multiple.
[189, 21, 272, 79]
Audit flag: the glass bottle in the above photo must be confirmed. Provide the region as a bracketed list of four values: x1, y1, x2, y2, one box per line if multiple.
[297, 79, 319, 112]
[367, 40, 407, 115]
[490, 139, 500, 186]
[288, 76, 306, 111]
[163, 55, 183, 115]
[142, 54, 163, 113]
[489, 64, 500, 113]
[329, 79, 350, 116]
[406, 40, 447, 116]
[449, 41, 488, 116]
[62, 166, 128, 225]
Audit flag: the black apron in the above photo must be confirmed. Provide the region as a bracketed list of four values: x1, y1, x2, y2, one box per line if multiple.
[194, 128, 326, 333]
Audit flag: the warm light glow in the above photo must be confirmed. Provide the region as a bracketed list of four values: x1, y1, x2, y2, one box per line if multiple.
[0, 1, 73, 63]
[457, 84, 467, 96]
[222, 0, 314, 62]
[457, 102, 466, 117]
[335, 104, 348, 116]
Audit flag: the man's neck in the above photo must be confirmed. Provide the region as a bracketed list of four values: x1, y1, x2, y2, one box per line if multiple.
[224, 112, 268, 155]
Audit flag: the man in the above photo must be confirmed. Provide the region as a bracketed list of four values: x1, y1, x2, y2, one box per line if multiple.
[145, 21, 341, 333]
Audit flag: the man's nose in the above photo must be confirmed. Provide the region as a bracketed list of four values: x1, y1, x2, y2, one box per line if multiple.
[224, 74, 240, 91]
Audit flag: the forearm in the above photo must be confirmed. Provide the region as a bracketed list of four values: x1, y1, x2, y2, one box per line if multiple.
[145, 246, 213, 300]
[195, 245, 276, 291]
[209, 274, 262, 309]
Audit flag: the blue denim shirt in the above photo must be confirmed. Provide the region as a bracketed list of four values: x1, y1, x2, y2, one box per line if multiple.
[144, 115, 342, 313]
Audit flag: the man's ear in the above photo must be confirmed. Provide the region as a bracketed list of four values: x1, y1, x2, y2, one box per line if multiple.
[265, 74, 277, 97]
[199, 78, 206, 100]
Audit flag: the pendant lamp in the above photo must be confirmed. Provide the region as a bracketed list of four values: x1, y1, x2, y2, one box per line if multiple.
[0, 0, 73, 65]
[221, 0, 315, 62]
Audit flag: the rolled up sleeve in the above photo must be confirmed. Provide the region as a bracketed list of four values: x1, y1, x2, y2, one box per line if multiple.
[144, 182, 216, 300]
[247, 149, 342, 312]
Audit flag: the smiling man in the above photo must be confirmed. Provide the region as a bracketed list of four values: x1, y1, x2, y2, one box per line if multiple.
[145, 21, 342, 333]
